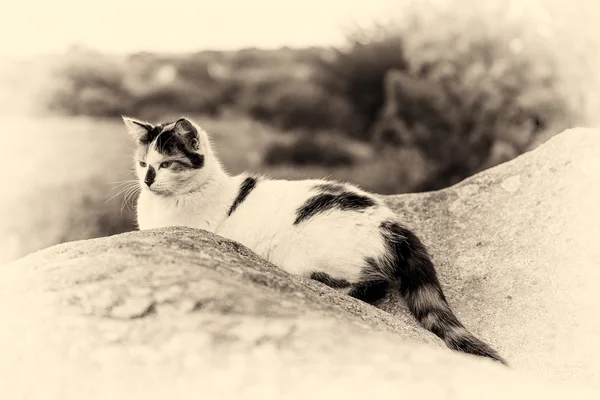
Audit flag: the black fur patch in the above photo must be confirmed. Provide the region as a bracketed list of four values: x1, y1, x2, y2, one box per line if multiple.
[171, 160, 199, 171]
[310, 272, 351, 288]
[423, 308, 463, 337]
[141, 123, 204, 169]
[445, 332, 506, 363]
[348, 280, 389, 304]
[294, 191, 376, 224]
[139, 123, 168, 146]
[378, 220, 445, 305]
[228, 177, 258, 216]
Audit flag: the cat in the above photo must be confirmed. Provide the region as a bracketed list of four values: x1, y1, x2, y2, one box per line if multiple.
[122, 115, 507, 365]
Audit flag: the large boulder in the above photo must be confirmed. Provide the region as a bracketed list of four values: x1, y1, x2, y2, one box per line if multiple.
[1, 128, 599, 399]
[382, 127, 600, 387]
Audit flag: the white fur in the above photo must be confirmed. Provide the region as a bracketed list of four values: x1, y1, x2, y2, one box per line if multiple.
[131, 119, 395, 283]
[122, 116, 151, 142]
[218, 179, 394, 281]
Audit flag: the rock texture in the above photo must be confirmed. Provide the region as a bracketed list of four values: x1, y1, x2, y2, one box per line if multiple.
[382, 127, 600, 387]
[1, 128, 599, 399]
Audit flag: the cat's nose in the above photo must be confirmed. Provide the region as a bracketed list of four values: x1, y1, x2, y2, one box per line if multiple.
[144, 167, 156, 187]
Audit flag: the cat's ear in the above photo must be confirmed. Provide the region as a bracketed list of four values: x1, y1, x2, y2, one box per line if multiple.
[122, 116, 152, 143]
[173, 117, 200, 150]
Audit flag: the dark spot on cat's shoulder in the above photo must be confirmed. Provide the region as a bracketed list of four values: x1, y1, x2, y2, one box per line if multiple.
[228, 177, 258, 216]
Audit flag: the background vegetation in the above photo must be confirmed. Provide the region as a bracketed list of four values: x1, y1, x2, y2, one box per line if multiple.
[2, 0, 599, 262]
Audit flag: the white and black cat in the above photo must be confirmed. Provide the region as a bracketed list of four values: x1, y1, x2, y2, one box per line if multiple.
[122, 116, 506, 365]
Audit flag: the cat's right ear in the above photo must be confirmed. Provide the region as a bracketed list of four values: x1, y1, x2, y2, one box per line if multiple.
[122, 116, 152, 143]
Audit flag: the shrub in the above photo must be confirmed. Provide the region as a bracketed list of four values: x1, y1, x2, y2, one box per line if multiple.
[46, 48, 239, 120]
[313, 32, 409, 138]
[263, 134, 357, 167]
[47, 49, 134, 117]
[312, 1, 579, 189]
[239, 77, 357, 132]
[129, 80, 231, 120]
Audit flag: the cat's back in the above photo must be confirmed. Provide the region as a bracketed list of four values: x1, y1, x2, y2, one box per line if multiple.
[221, 176, 394, 232]
[220, 177, 323, 235]
[218, 177, 394, 278]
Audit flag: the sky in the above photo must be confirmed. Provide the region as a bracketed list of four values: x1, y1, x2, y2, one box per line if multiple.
[1, 0, 399, 56]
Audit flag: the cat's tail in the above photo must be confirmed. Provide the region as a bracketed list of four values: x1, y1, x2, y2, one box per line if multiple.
[380, 221, 507, 365]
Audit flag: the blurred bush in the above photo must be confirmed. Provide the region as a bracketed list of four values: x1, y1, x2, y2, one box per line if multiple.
[238, 77, 357, 132]
[44, 0, 597, 192]
[263, 133, 357, 167]
[47, 49, 132, 117]
[46, 47, 238, 120]
[311, 1, 580, 189]
[313, 32, 409, 139]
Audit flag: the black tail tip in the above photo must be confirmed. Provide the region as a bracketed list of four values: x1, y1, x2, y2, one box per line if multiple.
[447, 335, 509, 366]
[488, 352, 509, 367]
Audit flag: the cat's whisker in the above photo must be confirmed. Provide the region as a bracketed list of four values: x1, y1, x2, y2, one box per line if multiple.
[120, 185, 140, 216]
[130, 188, 141, 210]
[106, 179, 138, 185]
[106, 183, 138, 204]
[108, 181, 138, 193]
[130, 186, 141, 205]
[107, 183, 134, 198]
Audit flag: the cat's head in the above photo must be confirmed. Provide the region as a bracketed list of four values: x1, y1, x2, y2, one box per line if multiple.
[122, 116, 213, 196]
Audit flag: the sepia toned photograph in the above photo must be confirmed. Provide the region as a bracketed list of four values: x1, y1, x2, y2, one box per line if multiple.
[1, 0, 599, 398]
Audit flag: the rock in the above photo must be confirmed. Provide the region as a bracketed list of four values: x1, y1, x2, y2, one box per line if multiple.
[1, 128, 599, 399]
[383, 127, 600, 388]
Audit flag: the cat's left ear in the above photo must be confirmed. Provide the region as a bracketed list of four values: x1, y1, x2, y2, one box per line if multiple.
[122, 116, 152, 143]
[173, 117, 200, 150]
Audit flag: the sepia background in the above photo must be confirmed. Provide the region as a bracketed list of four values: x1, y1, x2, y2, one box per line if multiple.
[1, 0, 599, 263]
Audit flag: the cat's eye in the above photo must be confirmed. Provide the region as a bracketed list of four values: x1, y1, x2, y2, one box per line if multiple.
[138, 161, 147, 168]
[160, 161, 173, 169]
